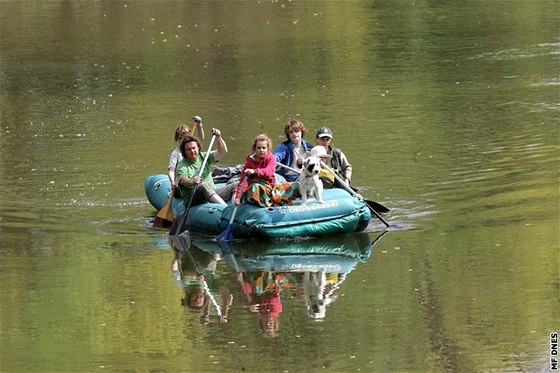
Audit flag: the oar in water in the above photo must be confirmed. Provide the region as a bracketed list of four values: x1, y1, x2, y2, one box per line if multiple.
[153, 192, 174, 228]
[170, 134, 217, 236]
[215, 178, 248, 242]
[275, 162, 390, 214]
[319, 161, 390, 228]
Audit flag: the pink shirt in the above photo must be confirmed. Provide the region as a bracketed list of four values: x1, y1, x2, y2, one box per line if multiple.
[236, 152, 277, 197]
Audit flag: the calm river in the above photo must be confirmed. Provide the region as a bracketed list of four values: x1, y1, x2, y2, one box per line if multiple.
[1, 1, 558, 372]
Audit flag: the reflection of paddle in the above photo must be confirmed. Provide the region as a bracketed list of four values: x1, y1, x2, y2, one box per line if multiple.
[276, 162, 390, 214]
[215, 178, 247, 242]
[170, 135, 217, 236]
[319, 161, 390, 228]
[218, 243, 252, 303]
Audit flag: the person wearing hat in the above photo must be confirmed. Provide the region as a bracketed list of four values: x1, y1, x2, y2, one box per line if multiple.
[315, 127, 353, 189]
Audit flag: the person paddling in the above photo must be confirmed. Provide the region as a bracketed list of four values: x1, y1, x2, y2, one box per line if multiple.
[168, 116, 205, 196]
[315, 126, 353, 189]
[175, 128, 237, 206]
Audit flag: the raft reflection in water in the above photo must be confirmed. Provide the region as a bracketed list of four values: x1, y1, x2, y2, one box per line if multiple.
[169, 232, 386, 336]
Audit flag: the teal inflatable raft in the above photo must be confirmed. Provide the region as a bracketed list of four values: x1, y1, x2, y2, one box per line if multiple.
[145, 174, 371, 239]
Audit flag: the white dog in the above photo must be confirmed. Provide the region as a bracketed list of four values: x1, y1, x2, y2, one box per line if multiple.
[299, 146, 325, 205]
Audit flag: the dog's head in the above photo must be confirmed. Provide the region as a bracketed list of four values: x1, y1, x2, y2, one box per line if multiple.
[307, 297, 327, 319]
[302, 156, 321, 176]
[309, 145, 327, 158]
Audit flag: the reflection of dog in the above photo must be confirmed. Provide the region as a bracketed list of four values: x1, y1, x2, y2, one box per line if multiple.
[299, 155, 324, 205]
[304, 271, 327, 319]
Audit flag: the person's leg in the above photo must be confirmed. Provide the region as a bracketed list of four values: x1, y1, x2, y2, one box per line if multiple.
[216, 182, 239, 203]
[208, 193, 226, 205]
[192, 182, 226, 205]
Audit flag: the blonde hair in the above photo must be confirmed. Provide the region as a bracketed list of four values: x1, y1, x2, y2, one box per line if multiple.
[252, 134, 273, 152]
[174, 125, 192, 141]
[283, 119, 306, 140]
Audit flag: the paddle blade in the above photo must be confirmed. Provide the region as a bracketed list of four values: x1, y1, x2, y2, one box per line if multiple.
[215, 224, 234, 242]
[365, 199, 390, 214]
[170, 231, 191, 251]
[153, 216, 173, 228]
[154, 194, 174, 228]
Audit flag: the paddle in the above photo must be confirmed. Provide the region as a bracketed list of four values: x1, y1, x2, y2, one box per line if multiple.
[276, 162, 390, 214]
[170, 134, 217, 236]
[363, 197, 390, 214]
[217, 242, 252, 303]
[153, 192, 174, 228]
[319, 161, 390, 228]
[215, 178, 248, 242]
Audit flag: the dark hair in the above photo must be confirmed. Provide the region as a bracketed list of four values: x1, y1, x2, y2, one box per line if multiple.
[181, 290, 208, 311]
[180, 135, 202, 158]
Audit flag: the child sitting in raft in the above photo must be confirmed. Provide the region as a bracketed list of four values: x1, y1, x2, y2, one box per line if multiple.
[235, 134, 299, 207]
[273, 118, 314, 183]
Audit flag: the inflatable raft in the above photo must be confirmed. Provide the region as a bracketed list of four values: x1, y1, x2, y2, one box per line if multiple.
[146, 174, 371, 239]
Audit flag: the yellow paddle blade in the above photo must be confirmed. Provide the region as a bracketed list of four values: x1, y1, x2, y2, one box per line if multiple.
[154, 193, 174, 228]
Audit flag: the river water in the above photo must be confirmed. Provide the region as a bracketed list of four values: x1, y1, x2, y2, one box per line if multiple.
[1, 1, 558, 372]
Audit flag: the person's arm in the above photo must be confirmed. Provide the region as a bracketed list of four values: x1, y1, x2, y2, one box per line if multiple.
[212, 128, 228, 160]
[339, 151, 352, 183]
[168, 167, 176, 187]
[168, 149, 181, 186]
[235, 166, 248, 205]
[196, 121, 206, 141]
[177, 163, 200, 187]
[192, 115, 206, 141]
[273, 143, 287, 163]
[219, 286, 233, 323]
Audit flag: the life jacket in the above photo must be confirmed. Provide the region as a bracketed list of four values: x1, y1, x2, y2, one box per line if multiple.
[319, 148, 343, 189]
[330, 148, 343, 172]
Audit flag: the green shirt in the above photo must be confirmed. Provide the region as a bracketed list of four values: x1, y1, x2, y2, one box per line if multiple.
[176, 151, 218, 203]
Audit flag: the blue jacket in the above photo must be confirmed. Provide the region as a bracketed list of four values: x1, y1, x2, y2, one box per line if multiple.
[273, 140, 313, 181]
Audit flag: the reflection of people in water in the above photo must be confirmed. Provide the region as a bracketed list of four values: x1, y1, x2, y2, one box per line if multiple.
[171, 246, 232, 324]
[240, 271, 290, 337]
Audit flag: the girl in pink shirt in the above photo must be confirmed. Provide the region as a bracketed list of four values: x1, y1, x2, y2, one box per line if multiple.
[235, 134, 298, 207]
